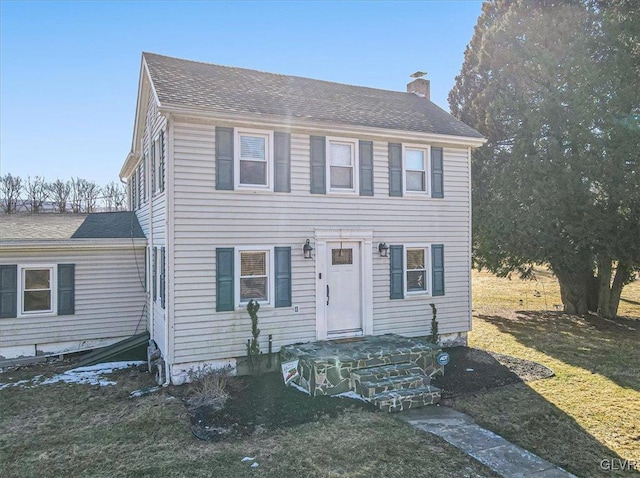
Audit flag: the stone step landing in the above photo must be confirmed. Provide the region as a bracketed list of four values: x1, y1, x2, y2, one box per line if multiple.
[350, 363, 423, 386]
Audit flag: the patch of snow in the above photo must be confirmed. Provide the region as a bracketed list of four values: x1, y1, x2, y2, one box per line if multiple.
[0, 361, 145, 390]
[332, 390, 368, 402]
[251, 462, 259, 468]
[0, 379, 31, 391]
[130, 386, 161, 398]
[287, 381, 311, 395]
[241, 457, 256, 462]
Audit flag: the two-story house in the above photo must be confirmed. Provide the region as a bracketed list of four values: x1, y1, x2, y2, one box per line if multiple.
[120, 52, 484, 385]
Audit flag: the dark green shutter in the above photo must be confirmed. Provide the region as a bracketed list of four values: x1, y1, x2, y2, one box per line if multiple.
[274, 247, 292, 308]
[390, 245, 404, 299]
[57, 264, 75, 315]
[152, 247, 157, 302]
[359, 140, 374, 196]
[159, 130, 165, 193]
[388, 143, 403, 197]
[216, 248, 234, 312]
[310, 135, 326, 194]
[432, 244, 445, 296]
[274, 132, 291, 192]
[160, 247, 166, 309]
[216, 127, 234, 190]
[0, 265, 17, 318]
[431, 147, 444, 198]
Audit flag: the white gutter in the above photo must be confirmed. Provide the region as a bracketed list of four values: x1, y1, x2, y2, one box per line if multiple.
[157, 103, 488, 148]
[162, 112, 174, 387]
[0, 238, 146, 252]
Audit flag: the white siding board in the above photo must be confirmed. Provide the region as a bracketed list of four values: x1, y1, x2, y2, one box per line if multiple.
[169, 120, 471, 364]
[0, 247, 146, 351]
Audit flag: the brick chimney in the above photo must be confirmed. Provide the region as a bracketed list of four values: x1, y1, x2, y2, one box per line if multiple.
[407, 71, 430, 100]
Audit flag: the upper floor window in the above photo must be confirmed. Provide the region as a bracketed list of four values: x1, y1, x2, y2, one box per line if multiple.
[236, 129, 273, 189]
[404, 145, 430, 194]
[327, 138, 359, 193]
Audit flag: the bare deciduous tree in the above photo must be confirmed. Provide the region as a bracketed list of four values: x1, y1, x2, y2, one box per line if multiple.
[25, 176, 49, 213]
[82, 180, 100, 213]
[103, 181, 127, 211]
[49, 179, 71, 213]
[1, 174, 23, 213]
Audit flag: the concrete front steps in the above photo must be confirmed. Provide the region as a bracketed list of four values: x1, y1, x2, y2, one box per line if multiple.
[280, 334, 443, 412]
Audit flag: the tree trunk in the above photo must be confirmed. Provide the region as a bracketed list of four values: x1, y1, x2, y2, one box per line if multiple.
[607, 262, 630, 319]
[555, 267, 590, 315]
[596, 257, 612, 317]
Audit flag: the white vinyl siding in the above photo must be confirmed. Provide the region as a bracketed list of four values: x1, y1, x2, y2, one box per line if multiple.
[0, 246, 146, 354]
[170, 117, 472, 364]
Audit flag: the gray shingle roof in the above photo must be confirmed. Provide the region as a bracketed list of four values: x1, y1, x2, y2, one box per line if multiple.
[143, 52, 483, 139]
[0, 212, 145, 241]
[72, 212, 145, 239]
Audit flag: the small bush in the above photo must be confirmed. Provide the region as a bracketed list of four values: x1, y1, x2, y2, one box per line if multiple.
[185, 366, 231, 410]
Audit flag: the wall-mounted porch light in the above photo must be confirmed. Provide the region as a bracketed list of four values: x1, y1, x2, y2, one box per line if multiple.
[378, 242, 389, 258]
[303, 239, 314, 259]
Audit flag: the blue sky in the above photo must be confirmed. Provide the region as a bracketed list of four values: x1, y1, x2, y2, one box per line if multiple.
[0, 0, 483, 186]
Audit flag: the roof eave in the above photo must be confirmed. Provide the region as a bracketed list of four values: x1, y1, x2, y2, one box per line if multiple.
[158, 103, 486, 148]
[0, 238, 147, 252]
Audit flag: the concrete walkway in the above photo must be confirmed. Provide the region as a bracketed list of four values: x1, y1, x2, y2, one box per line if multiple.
[397, 406, 576, 478]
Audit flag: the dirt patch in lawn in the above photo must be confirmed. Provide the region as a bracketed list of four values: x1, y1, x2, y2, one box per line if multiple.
[184, 346, 553, 441]
[432, 346, 554, 399]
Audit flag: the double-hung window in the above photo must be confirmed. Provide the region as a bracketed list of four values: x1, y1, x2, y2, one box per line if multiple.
[404, 145, 430, 194]
[239, 250, 270, 304]
[21, 266, 55, 315]
[327, 138, 358, 193]
[236, 129, 273, 189]
[405, 246, 429, 295]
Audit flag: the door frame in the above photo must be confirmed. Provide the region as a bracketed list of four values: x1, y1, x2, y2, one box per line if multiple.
[314, 228, 373, 340]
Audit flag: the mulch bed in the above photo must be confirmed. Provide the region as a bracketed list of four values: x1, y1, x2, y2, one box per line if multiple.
[185, 346, 554, 441]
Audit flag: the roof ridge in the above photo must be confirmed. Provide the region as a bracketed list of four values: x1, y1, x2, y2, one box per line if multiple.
[142, 51, 413, 98]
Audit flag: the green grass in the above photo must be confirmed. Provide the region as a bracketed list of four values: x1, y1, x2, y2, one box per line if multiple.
[455, 269, 640, 477]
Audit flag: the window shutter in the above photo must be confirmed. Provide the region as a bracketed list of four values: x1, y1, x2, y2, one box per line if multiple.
[388, 143, 403, 197]
[151, 142, 156, 194]
[431, 147, 444, 198]
[359, 140, 374, 196]
[57, 264, 75, 315]
[274, 132, 291, 192]
[160, 247, 166, 309]
[390, 245, 404, 299]
[274, 247, 292, 308]
[0, 265, 17, 318]
[432, 244, 445, 296]
[216, 248, 234, 312]
[310, 135, 326, 194]
[144, 247, 148, 293]
[216, 127, 234, 190]
[152, 247, 157, 302]
[159, 130, 165, 193]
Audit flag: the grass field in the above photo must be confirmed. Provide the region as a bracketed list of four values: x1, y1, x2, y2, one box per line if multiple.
[458, 269, 640, 477]
[1, 270, 638, 477]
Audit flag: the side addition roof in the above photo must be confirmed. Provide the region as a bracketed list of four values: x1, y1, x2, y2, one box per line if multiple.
[142, 52, 483, 139]
[0, 212, 145, 242]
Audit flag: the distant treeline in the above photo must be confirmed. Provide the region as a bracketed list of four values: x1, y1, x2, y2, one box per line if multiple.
[0, 174, 127, 214]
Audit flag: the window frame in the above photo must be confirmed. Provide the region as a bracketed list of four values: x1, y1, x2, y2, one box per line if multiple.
[402, 144, 431, 195]
[234, 128, 274, 190]
[326, 137, 359, 194]
[404, 244, 430, 296]
[18, 265, 57, 317]
[234, 246, 274, 308]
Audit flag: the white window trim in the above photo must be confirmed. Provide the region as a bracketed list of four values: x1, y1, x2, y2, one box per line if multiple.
[326, 136, 359, 194]
[404, 244, 431, 297]
[402, 144, 431, 195]
[234, 128, 274, 191]
[18, 264, 57, 317]
[234, 246, 275, 308]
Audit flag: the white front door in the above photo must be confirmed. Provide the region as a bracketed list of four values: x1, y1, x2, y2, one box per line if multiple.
[326, 241, 362, 335]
